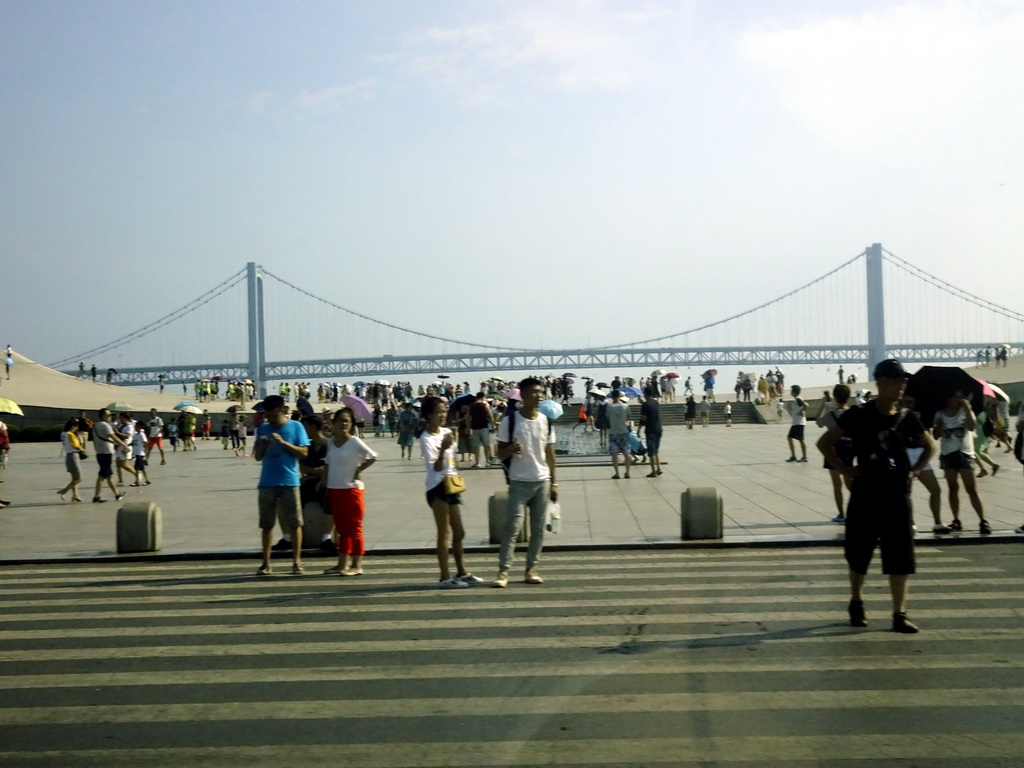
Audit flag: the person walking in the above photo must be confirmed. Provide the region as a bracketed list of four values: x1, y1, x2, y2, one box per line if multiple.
[91, 409, 128, 503]
[253, 395, 310, 576]
[420, 396, 482, 589]
[114, 412, 139, 486]
[145, 409, 166, 465]
[396, 402, 418, 460]
[934, 391, 991, 534]
[129, 421, 150, 486]
[640, 386, 663, 477]
[493, 377, 557, 588]
[57, 419, 85, 502]
[321, 407, 377, 577]
[684, 395, 696, 429]
[817, 359, 934, 633]
[607, 389, 633, 479]
[468, 392, 494, 468]
[724, 401, 733, 427]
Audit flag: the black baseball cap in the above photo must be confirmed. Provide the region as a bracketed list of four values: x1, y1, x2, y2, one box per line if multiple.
[873, 359, 910, 380]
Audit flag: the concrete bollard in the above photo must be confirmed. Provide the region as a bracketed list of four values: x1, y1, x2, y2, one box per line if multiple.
[488, 490, 529, 545]
[117, 501, 163, 553]
[680, 487, 723, 540]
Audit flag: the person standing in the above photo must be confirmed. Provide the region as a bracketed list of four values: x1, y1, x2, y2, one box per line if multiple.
[145, 409, 166, 465]
[607, 390, 633, 479]
[321, 407, 377, 577]
[817, 359, 934, 633]
[816, 385, 854, 522]
[129, 421, 150, 486]
[785, 385, 808, 462]
[91, 409, 128, 503]
[699, 395, 711, 428]
[684, 395, 696, 429]
[640, 387, 663, 477]
[299, 414, 335, 556]
[253, 395, 310, 576]
[468, 392, 494, 468]
[396, 402, 418, 460]
[420, 397, 482, 588]
[493, 377, 557, 588]
[724, 401, 733, 427]
[703, 373, 716, 403]
[934, 391, 990, 534]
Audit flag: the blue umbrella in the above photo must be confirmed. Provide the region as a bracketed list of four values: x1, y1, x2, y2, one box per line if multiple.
[619, 386, 643, 398]
[538, 399, 563, 421]
[173, 401, 198, 410]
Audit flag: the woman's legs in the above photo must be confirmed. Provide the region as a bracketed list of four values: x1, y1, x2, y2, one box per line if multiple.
[59, 470, 83, 500]
[958, 467, 986, 520]
[943, 467, 961, 521]
[431, 500, 452, 581]
[828, 470, 846, 517]
[916, 470, 943, 524]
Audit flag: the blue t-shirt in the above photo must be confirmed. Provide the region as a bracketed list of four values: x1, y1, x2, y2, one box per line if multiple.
[256, 419, 310, 487]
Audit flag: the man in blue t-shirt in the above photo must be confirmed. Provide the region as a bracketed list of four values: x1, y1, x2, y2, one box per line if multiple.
[254, 394, 310, 576]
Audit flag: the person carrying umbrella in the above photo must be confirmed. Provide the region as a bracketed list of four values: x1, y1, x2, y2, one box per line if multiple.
[934, 390, 991, 534]
[817, 359, 935, 633]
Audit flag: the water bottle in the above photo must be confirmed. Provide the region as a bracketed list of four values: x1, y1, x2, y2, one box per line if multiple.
[546, 502, 561, 534]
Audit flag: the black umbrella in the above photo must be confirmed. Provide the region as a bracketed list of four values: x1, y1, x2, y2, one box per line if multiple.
[596, 382, 610, 388]
[449, 393, 475, 412]
[905, 366, 983, 426]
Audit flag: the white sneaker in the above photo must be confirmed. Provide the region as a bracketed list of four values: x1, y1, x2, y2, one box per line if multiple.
[932, 523, 952, 534]
[492, 571, 509, 588]
[438, 578, 469, 589]
[1015, 524, 1024, 534]
[456, 573, 484, 585]
[524, 569, 544, 585]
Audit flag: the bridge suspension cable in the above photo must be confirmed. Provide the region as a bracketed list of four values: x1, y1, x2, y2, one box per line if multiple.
[591, 250, 867, 349]
[259, 268, 532, 352]
[47, 268, 248, 368]
[881, 249, 1024, 323]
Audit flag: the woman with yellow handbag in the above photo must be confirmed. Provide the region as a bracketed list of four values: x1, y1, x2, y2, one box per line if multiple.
[420, 396, 483, 589]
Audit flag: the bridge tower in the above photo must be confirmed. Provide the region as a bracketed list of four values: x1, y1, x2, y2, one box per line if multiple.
[246, 262, 267, 398]
[865, 243, 886, 372]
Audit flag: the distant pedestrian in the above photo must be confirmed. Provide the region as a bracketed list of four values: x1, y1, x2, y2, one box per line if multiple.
[595, 396, 610, 445]
[468, 393, 494, 468]
[129, 421, 150, 486]
[114, 413, 139, 485]
[838, 366, 845, 385]
[78, 362, 85, 378]
[785, 385, 808, 462]
[816, 385, 854, 521]
[684, 395, 696, 429]
[935, 391, 990, 534]
[396, 402, 418, 460]
[607, 390, 633, 479]
[145, 409, 166, 465]
[90, 365, 97, 382]
[683, 377, 693, 396]
[57, 419, 84, 502]
[703, 373, 716, 403]
[699, 395, 710, 427]
[91, 409, 128, 504]
[640, 387, 663, 477]
[724, 401, 732, 427]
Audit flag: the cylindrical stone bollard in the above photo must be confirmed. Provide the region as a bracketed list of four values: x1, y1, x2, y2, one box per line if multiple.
[680, 487, 723, 540]
[488, 490, 529, 545]
[116, 501, 163, 553]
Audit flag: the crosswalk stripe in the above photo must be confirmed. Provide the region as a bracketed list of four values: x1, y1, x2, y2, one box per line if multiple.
[5, 589, 1017, 624]
[2, 733, 1023, 767]
[3, 606, 1022, 641]
[3, 575, 1018, 610]
[4, 652, 1023, 690]
[3, 686, 1022, 725]
[4, 627, 1023, 663]
[0, 565, 1004, 596]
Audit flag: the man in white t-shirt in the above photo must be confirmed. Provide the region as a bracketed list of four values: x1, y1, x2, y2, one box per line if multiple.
[607, 390, 633, 479]
[146, 408, 166, 465]
[786, 385, 808, 462]
[493, 377, 557, 588]
[92, 408, 128, 503]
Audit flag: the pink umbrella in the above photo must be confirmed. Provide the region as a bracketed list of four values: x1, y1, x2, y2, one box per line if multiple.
[975, 378, 1008, 401]
[339, 395, 373, 423]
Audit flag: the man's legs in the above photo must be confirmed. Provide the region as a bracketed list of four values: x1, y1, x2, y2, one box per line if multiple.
[889, 574, 909, 614]
[497, 481, 540, 579]
[524, 481, 549, 574]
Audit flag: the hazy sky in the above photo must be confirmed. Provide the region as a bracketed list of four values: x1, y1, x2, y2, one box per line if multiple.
[2, 0, 1022, 373]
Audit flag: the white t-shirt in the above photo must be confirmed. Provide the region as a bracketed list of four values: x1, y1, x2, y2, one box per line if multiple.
[148, 417, 163, 438]
[790, 398, 807, 426]
[93, 421, 115, 455]
[131, 431, 147, 457]
[935, 409, 975, 457]
[325, 437, 378, 490]
[420, 428, 458, 490]
[497, 411, 555, 482]
[724, 404, 732, 415]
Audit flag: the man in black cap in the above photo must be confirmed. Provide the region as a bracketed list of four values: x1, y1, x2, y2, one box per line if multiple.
[818, 359, 935, 633]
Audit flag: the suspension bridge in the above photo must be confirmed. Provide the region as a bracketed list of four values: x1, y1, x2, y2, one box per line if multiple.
[49, 243, 1024, 396]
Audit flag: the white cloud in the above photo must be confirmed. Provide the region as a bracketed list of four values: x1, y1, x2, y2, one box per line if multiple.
[739, 1, 1024, 167]
[379, 0, 690, 103]
[294, 79, 377, 113]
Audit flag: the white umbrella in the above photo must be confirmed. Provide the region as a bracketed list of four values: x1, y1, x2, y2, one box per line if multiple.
[376, 380, 391, 386]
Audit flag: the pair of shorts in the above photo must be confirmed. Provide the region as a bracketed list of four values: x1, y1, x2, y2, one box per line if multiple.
[939, 451, 974, 470]
[646, 431, 662, 456]
[823, 437, 856, 471]
[905, 447, 933, 474]
[426, 480, 463, 507]
[844, 488, 915, 575]
[96, 453, 114, 478]
[258, 486, 303, 530]
[787, 425, 805, 441]
[471, 428, 492, 450]
[133, 456, 147, 471]
[608, 433, 630, 455]
[147, 436, 163, 449]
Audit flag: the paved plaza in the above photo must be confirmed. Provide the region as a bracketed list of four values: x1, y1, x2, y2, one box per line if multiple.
[1, 419, 1021, 562]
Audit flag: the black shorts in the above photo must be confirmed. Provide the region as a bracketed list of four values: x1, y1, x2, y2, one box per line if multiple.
[844, 485, 915, 575]
[426, 481, 462, 508]
[96, 454, 114, 478]
[824, 437, 856, 470]
[939, 451, 974, 470]
[787, 425, 805, 441]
